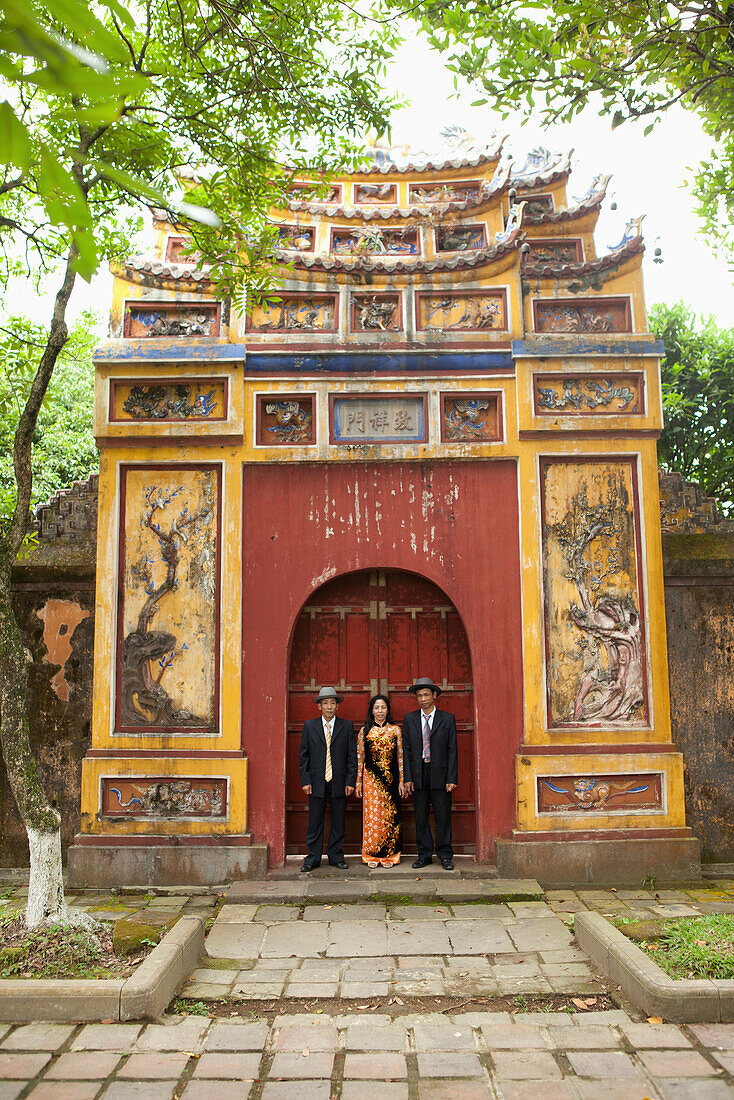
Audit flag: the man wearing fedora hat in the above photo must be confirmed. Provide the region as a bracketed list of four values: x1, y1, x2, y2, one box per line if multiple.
[299, 686, 356, 872]
[402, 677, 458, 870]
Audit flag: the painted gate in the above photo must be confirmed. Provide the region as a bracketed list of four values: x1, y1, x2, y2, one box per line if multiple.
[286, 569, 475, 854]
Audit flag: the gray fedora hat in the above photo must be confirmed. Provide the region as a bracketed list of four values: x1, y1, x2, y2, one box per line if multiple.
[409, 677, 442, 696]
[313, 686, 344, 703]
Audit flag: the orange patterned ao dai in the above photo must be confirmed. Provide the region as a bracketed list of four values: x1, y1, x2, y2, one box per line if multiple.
[357, 722, 404, 866]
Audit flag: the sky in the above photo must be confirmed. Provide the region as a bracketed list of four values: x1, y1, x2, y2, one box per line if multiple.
[25, 31, 734, 330]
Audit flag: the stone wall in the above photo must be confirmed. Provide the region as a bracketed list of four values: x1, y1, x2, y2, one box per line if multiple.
[1, 480, 96, 866]
[663, 531, 734, 863]
[1, 473, 734, 866]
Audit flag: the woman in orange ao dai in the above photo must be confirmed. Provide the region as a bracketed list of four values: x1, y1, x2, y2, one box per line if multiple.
[355, 694, 404, 867]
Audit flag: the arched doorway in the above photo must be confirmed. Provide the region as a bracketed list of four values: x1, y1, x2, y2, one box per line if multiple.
[286, 568, 475, 854]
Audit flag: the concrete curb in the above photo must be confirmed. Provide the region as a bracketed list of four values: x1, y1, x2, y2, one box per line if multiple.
[0, 915, 204, 1023]
[575, 910, 732, 1023]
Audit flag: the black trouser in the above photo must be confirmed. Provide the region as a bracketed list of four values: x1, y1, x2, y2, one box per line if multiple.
[413, 760, 453, 861]
[305, 781, 346, 865]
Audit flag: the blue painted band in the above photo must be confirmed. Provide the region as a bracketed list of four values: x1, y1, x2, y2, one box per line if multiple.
[512, 338, 665, 357]
[93, 344, 515, 372]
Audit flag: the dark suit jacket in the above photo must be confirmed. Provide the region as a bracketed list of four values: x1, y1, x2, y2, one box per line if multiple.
[299, 716, 357, 798]
[402, 707, 458, 790]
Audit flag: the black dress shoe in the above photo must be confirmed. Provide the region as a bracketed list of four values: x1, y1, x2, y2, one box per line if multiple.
[301, 859, 317, 873]
[441, 859, 455, 871]
[330, 859, 348, 870]
[412, 858, 433, 868]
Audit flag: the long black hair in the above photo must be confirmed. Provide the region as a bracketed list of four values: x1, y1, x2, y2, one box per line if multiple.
[363, 693, 394, 732]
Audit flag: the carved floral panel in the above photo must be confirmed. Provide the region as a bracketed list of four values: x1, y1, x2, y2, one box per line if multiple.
[111, 379, 227, 422]
[331, 227, 419, 256]
[116, 465, 220, 732]
[123, 301, 221, 338]
[534, 374, 644, 416]
[257, 396, 315, 445]
[526, 238, 584, 264]
[353, 182, 397, 204]
[435, 224, 487, 252]
[247, 294, 337, 332]
[102, 777, 227, 818]
[537, 773, 663, 814]
[442, 394, 502, 442]
[350, 294, 401, 332]
[533, 297, 632, 334]
[541, 459, 649, 728]
[416, 291, 508, 332]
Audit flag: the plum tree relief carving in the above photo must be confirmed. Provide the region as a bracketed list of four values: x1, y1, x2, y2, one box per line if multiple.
[547, 487, 644, 723]
[122, 485, 212, 727]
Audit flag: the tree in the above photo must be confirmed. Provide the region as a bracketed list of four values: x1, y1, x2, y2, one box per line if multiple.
[0, 311, 98, 519]
[413, 0, 734, 257]
[0, 0, 397, 928]
[653, 302, 734, 514]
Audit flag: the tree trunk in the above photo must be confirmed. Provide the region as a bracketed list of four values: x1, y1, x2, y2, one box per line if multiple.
[0, 543, 67, 928]
[0, 249, 84, 929]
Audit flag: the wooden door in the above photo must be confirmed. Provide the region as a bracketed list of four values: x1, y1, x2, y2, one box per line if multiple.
[287, 569, 476, 853]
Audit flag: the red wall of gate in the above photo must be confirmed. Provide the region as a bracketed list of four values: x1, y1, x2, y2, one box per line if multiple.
[242, 460, 523, 864]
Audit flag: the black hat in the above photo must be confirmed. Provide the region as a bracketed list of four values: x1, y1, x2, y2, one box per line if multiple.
[409, 677, 442, 696]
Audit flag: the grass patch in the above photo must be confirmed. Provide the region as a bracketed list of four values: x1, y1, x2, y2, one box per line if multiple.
[613, 914, 734, 980]
[0, 914, 152, 980]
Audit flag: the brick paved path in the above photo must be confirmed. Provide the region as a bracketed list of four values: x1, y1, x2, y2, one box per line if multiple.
[2, 1012, 734, 1098]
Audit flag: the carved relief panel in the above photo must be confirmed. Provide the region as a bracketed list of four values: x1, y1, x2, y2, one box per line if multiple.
[541, 458, 649, 729]
[435, 224, 487, 252]
[331, 227, 419, 255]
[116, 464, 221, 733]
[246, 294, 337, 332]
[290, 181, 342, 203]
[415, 291, 508, 332]
[123, 301, 221, 338]
[350, 294, 402, 332]
[441, 393, 502, 442]
[110, 379, 228, 422]
[410, 181, 484, 204]
[256, 396, 315, 445]
[273, 224, 315, 251]
[533, 297, 632, 334]
[537, 773, 663, 814]
[164, 237, 202, 264]
[533, 374, 644, 416]
[353, 182, 397, 204]
[102, 777, 227, 818]
[526, 238, 584, 264]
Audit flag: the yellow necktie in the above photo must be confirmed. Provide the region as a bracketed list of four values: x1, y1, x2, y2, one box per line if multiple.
[324, 721, 333, 782]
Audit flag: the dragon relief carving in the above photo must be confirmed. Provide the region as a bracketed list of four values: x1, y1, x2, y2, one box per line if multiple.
[122, 485, 213, 727]
[547, 487, 645, 724]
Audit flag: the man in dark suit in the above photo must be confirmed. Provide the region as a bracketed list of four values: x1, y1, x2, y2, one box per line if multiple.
[402, 676, 458, 870]
[299, 686, 356, 872]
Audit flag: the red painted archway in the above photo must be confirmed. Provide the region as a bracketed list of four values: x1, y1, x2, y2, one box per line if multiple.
[286, 568, 475, 854]
[241, 460, 523, 864]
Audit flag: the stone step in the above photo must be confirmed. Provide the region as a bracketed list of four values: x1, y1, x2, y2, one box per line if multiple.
[225, 877, 543, 905]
